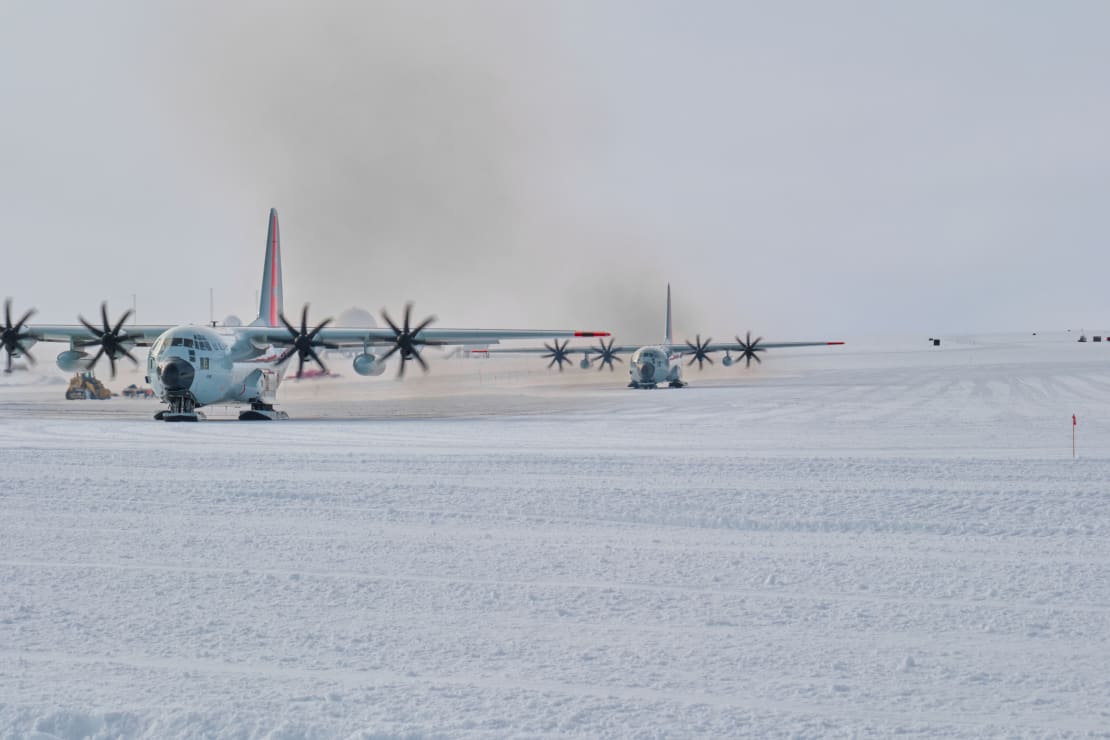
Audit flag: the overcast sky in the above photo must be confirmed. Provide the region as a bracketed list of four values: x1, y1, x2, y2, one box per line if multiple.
[1, 1, 1108, 340]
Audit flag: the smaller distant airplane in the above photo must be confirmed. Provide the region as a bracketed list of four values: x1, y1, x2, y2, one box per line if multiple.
[478, 285, 843, 388]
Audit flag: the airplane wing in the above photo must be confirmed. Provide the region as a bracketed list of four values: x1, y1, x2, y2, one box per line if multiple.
[237, 317, 610, 377]
[668, 339, 846, 353]
[236, 326, 610, 348]
[476, 343, 638, 356]
[29, 324, 171, 346]
[19, 302, 170, 347]
[665, 333, 845, 367]
[468, 337, 632, 370]
[229, 299, 606, 351]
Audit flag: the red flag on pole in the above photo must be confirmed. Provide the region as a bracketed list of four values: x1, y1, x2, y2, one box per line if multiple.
[1073, 414, 1078, 427]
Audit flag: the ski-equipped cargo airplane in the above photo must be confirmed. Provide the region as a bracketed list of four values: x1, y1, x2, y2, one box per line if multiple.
[0, 209, 608, 420]
[476, 285, 843, 388]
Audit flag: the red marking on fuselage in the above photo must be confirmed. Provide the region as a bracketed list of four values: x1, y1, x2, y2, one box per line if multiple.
[826, 341, 845, 345]
[574, 331, 610, 337]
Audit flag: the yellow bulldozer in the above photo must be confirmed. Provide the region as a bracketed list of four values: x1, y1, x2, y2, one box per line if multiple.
[65, 372, 114, 400]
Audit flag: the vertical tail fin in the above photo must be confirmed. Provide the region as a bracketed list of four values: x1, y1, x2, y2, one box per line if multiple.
[252, 208, 284, 327]
[664, 283, 672, 344]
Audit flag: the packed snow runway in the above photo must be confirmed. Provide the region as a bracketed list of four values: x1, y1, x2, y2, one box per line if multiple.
[3, 334, 1110, 737]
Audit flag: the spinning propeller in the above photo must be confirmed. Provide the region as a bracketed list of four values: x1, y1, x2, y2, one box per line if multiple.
[276, 304, 338, 379]
[76, 302, 138, 378]
[380, 302, 440, 378]
[736, 331, 765, 367]
[593, 337, 623, 371]
[542, 339, 573, 371]
[1, 299, 37, 372]
[685, 334, 714, 370]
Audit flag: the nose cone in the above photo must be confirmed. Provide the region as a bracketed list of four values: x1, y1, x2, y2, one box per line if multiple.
[639, 362, 655, 382]
[159, 357, 195, 392]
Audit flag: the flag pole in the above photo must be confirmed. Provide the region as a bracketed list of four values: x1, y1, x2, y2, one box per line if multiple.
[1073, 414, 1077, 460]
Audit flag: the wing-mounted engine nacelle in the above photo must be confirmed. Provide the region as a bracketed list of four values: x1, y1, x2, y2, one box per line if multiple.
[56, 349, 90, 372]
[58, 340, 136, 368]
[352, 352, 386, 377]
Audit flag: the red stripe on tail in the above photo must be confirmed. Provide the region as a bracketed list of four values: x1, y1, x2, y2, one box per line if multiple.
[269, 211, 279, 327]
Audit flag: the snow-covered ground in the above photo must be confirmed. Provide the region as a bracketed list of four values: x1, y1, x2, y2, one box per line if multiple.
[3, 333, 1110, 737]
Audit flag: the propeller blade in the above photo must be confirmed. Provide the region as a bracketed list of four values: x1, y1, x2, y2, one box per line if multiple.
[381, 303, 438, 379]
[276, 345, 299, 364]
[121, 346, 139, 365]
[381, 308, 401, 336]
[307, 347, 328, 373]
[379, 343, 401, 362]
[101, 302, 111, 334]
[301, 304, 309, 336]
[306, 317, 333, 341]
[296, 353, 305, 379]
[79, 316, 101, 337]
[108, 354, 118, 379]
[111, 308, 133, 335]
[279, 313, 298, 338]
[14, 342, 35, 365]
[14, 307, 35, 332]
[410, 315, 436, 337]
[4, 299, 10, 329]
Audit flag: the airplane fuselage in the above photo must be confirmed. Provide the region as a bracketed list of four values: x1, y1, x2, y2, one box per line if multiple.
[628, 345, 683, 388]
[146, 325, 285, 408]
